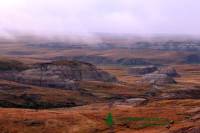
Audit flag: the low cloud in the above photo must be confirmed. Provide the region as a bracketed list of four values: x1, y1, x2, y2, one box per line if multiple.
[0, 0, 200, 37]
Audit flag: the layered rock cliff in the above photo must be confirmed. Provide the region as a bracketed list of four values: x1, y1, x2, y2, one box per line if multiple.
[0, 60, 117, 89]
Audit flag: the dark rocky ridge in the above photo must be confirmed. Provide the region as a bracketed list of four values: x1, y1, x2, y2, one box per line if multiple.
[116, 58, 154, 65]
[52, 53, 200, 65]
[159, 88, 200, 100]
[54, 56, 159, 66]
[0, 60, 28, 71]
[128, 66, 158, 75]
[183, 54, 200, 64]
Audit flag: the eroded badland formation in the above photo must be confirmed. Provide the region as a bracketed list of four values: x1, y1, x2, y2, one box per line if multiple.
[0, 35, 200, 133]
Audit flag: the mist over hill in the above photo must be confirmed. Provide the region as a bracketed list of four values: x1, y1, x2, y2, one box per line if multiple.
[1, 34, 200, 51]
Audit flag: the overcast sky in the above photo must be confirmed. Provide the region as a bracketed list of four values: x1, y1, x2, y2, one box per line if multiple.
[0, 0, 200, 37]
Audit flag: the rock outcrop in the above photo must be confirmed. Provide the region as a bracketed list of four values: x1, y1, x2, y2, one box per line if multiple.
[154, 67, 179, 77]
[128, 66, 158, 75]
[2, 60, 117, 89]
[139, 66, 179, 85]
[141, 74, 176, 85]
[125, 98, 147, 106]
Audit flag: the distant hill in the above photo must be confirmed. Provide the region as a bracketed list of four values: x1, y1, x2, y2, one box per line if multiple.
[1, 34, 200, 51]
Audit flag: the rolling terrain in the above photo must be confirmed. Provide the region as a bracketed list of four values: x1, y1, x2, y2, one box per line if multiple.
[0, 35, 200, 133]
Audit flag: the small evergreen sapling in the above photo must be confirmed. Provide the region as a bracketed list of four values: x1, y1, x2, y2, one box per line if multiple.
[105, 112, 113, 127]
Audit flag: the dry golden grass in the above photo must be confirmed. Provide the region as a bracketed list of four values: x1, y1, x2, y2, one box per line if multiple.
[0, 45, 200, 132]
[100, 65, 141, 84]
[0, 80, 98, 108]
[0, 99, 199, 133]
[173, 64, 200, 86]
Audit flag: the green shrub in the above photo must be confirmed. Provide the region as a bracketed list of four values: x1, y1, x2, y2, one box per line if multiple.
[105, 112, 114, 127]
